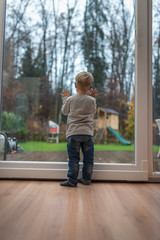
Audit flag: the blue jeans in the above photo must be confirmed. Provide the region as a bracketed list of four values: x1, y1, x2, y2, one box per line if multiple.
[67, 135, 94, 186]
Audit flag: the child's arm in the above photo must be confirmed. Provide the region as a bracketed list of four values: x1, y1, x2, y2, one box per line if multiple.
[87, 88, 98, 114]
[61, 88, 71, 115]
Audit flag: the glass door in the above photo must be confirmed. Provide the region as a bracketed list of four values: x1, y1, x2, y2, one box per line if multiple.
[0, 0, 151, 181]
[2, 0, 135, 164]
[152, 0, 160, 173]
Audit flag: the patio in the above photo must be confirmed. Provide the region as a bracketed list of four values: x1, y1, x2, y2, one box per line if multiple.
[3, 151, 159, 172]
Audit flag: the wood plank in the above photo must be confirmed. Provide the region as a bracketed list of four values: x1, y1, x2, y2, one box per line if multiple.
[5, 151, 135, 163]
[5, 151, 159, 171]
[0, 181, 160, 240]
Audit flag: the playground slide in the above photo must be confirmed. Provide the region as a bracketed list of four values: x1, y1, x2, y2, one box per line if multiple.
[107, 127, 131, 145]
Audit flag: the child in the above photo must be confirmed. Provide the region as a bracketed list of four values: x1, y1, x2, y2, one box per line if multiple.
[60, 71, 98, 187]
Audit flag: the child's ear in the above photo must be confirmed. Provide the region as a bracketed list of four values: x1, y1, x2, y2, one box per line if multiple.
[75, 82, 77, 88]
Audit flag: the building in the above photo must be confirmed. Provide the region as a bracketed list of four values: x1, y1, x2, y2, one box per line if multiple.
[93, 107, 119, 143]
[94, 107, 119, 131]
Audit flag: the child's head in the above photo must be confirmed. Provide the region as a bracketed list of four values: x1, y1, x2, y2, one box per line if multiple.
[75, 71, 94, 92]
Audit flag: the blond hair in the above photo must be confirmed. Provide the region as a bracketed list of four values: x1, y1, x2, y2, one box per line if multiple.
[75, 71, 94, 90]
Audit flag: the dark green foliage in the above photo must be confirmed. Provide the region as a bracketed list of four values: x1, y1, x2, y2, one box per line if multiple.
[20, 39, 46, 78]
[82, 0, 108, 89]
[34, 43, 47, 78]
[20, 40, 35, 77]
[1, 111, 25, 133]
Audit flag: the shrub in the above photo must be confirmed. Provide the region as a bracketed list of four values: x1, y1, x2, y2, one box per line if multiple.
[1, 111, 25, 133]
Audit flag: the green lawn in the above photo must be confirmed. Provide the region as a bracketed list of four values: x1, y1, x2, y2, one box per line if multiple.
[19, 141, 159, 152]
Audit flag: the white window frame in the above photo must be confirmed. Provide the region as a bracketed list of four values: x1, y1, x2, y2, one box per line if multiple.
[0, 0, 158, 181]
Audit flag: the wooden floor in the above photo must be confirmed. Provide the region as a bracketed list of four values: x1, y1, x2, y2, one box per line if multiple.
[0, 181, 160, 240]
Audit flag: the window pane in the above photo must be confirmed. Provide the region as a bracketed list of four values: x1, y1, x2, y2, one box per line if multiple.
[152, 0, 160, 172]
[2, 0, 135, 164]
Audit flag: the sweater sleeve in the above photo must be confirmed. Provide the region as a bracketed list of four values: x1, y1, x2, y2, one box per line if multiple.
[61, 96, 71, 115]
[92, 98, 97, 114]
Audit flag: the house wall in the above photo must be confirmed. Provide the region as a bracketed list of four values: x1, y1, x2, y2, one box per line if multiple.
[93, 111, 119, 132]
[106, 114, 119, 130]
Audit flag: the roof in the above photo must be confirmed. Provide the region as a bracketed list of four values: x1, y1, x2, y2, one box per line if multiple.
[49, 120, 59, 128]
[99, 107, 119, 115]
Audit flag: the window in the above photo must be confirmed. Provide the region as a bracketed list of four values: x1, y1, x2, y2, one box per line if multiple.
[152, 0, 160, 174]
[0, 0, 157, 182]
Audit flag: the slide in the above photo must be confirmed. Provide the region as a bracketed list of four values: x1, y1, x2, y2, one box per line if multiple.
[107, 127, 131, 145]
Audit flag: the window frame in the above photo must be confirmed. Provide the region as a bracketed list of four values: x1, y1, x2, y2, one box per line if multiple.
[0, 0, 159, 181]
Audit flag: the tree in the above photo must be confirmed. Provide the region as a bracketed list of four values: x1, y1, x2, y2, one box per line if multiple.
[106, 0, 135, 99]
[3, 0, 34, 115]
[82, 0, 108, 90]
[59, 0, 78, 90]
[5, 0, 33, 78]
[125, 96, 134, 141]
[20, 37, 35, 77]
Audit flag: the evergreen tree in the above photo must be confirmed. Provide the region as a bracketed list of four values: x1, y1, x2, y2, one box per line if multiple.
[34, 42, 47, 78]
[125, 96, 134, 141]
[82, 0, 108, 90]
[20, 38, 35, 77]
[20, 39, 47, 78]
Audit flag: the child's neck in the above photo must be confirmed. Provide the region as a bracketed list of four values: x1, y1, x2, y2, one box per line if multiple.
[76, 89, 87, 95]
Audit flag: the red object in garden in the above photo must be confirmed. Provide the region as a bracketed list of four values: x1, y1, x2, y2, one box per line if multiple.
[48, 121, 59, 143]
[50, 128, 58, 133]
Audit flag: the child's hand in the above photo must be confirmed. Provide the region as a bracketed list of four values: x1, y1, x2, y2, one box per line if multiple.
[88, 88, 99, 98]
[61, 88, 71, 97]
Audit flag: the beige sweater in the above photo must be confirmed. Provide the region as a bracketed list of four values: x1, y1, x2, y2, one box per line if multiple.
[62, 94, 96, 138]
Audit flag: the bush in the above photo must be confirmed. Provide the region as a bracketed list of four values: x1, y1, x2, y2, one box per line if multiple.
[1, 111, 25, 133]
